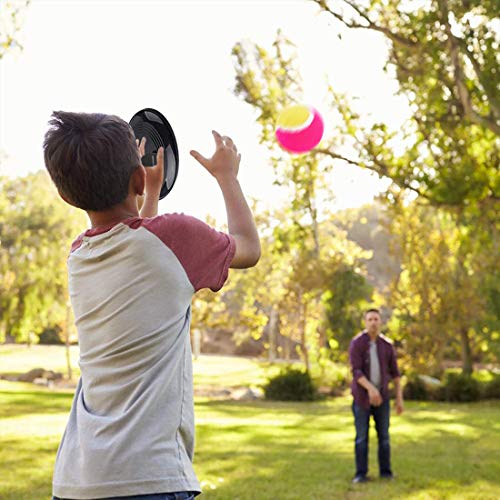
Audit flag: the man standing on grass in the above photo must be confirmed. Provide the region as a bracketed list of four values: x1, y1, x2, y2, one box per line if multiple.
[349, 308, 403, 484]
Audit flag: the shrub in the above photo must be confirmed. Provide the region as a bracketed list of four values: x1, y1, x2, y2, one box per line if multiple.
[403, 375, 428, 400]
[484, 374, 500, 399]
[329, 371, 349, 396]
[38, 326, 63, 345]
[263, 368, 318, 401]
[442, 371, 481, 402]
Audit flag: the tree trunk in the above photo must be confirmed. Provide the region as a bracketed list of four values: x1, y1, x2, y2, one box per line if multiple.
[460, 326, 473, 375]
[299, 298, 310, 372]
[284, 338, 290, 361]
[268, 307, 278, 362]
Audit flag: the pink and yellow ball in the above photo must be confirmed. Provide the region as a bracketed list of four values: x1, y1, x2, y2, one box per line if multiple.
[275, 104, 324, 154]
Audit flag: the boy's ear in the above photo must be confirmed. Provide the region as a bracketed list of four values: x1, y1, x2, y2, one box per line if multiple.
[130, 165, 146, 196]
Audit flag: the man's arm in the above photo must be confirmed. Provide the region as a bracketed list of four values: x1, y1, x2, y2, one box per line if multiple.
[389, 344, 404, 414]
[357, 376, 383, 407]
[393, 376, 404, 415]
[190, 131, 260, 269]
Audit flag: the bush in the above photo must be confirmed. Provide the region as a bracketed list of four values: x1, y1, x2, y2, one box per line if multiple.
[484, 374, 500, 399]
[263, 368, 318, 401]
[403, 375, 428, 400]
[38, 326, 63, 345]
[442, 371, 481, 402]
[329, 371, 349, 396]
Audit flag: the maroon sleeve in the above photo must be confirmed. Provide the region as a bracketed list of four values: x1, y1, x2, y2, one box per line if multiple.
[69, 233, 85, 256]
[349, 338, 365, 383]
[389, 344, 401, 379]
[143, 213, 236, 292]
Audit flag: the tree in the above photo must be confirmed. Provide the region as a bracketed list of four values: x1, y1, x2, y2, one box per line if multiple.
[232, 1, 498, 373]
[322, 266, 374, 359]
[232, 34, 356, 370]
[0, 171, 86, 351]
[387, 201, 499, 374]
[312, 0, 499, 208]
[0, 1, 30, 60]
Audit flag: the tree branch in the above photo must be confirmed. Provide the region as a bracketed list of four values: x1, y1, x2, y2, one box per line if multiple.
[315, 147, 432, 202]
[312, 0, 418, 48]
[457, 37, 500, 123]
[438, 0, 500, 135]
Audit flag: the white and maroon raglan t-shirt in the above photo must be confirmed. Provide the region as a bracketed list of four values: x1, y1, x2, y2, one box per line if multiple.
[52, 213, 235, 499]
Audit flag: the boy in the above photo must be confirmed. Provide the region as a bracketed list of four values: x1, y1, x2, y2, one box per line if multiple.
[43, 111, 260, 499]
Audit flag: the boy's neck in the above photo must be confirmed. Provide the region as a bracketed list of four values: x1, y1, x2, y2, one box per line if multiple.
[87, 200, 139, 229]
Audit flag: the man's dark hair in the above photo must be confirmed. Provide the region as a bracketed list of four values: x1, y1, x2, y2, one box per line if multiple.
[43, 111, 140, 211]
[364, 308, 381, 317]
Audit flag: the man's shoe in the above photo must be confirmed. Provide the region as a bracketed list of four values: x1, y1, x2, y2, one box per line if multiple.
[380, 473, 394, 480]
[352, 475, 370, 484]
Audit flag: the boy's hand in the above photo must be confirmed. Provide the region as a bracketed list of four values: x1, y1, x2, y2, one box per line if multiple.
[137, 137, 164, 218]
[190, 130, 241, 181]
[137, 137, 164, 197]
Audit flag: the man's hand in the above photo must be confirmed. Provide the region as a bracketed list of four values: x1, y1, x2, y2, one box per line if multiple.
[368, 387, 383, 407]
[395, 396, 404, 415]
[190, 130, 241, 181]
[394, 376, 404, 415]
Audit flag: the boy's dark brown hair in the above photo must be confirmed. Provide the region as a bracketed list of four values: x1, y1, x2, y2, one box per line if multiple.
[43, 111, 140, 211]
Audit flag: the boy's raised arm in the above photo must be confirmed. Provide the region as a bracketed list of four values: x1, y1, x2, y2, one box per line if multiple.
[190, 130, 260, 269]
[137, 137, 164, 218]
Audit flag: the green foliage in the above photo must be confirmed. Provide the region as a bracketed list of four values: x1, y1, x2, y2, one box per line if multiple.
[38, 326, 63, 345]
[441, 371, 481, 402]
[403, 375, 430, 401]
[263, 367, 318, 401]
[387, 201, 499, 374]
[312, 0, 499, 209]
[322, 266, 373, 357]
[0, 1, 30, 60]
[483, 374, 500, 400]
[231, 1, 499, 375]
[0, 172, 86, 343]
[403, 370, 500, 401]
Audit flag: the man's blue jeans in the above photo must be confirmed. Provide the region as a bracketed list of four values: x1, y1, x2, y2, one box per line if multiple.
[352, 399, 392, 478]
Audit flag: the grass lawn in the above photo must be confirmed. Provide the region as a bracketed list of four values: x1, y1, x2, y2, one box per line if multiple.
[1, 380, 499, 499]
[0, 345, 281, 389]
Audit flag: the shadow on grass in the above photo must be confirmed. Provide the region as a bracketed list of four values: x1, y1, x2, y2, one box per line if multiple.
[0, 389, 73, 418]
[195, 400, 500, 500]
[1, 392, 499, 499]
[198, 433, 500, 500]
[0, 435, 58, 500]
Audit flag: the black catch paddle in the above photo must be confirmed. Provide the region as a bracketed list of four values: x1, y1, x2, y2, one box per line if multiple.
[129, 108, 179, 200]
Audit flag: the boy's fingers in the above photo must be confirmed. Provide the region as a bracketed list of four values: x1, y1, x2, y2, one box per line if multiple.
[212, 130, 223, 149]
[156, 147, 164, 172]
[139, 137, 147, 156]
[157, 146, 164, 163]
[190, 150, 209, 167]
